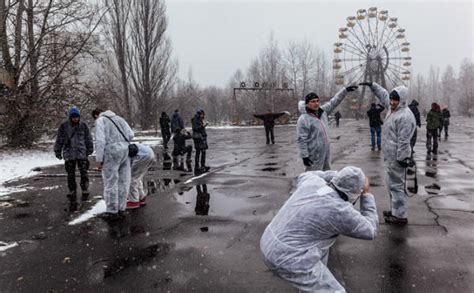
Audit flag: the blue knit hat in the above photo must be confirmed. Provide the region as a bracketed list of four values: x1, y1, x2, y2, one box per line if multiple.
[68, 106, 80, 119]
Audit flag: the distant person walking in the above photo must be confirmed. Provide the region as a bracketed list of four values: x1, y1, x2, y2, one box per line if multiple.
[408, 100, 421, 150]
[172, 128, 193, 171]
[366, 103, 385, 151]
[253, 111, 286, 144]
[442, 107, 451, 139]
[171, 109, 184, 134]
[426, 103, 441, 155]
[334, 111, 342, 127]
[159, 112, 171, 149]
[54, 106, 93, 205]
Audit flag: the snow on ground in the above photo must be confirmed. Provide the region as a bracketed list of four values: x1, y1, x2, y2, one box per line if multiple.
[0, 241, 18, 252]
[0, 150, 61, 197]
[68, 199, 106, 225]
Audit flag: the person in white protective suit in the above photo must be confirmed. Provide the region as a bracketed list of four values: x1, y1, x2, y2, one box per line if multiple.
[297, 85, 358, 171]
[93, 108, 134, 220]
[359, 82, 416, 225]
[127, 144, 155, 209]
[260, 167, 378, 293]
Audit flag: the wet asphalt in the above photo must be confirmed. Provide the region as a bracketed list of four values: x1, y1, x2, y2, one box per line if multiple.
[0, 118, 473, 292]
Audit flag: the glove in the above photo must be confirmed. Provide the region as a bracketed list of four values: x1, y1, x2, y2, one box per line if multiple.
[359, 82, 373, 87]
[398, 158, 414, 168]
[345, 85, 358, 92]
[55, 153, 62, 160]
[303, 157, 313, 167]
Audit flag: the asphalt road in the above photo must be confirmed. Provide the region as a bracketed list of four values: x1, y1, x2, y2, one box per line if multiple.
[0, 118, 473, 292]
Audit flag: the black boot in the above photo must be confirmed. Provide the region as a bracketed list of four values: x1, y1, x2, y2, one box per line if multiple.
[384, 214, 408, 225]
[82, 190, 90, 201]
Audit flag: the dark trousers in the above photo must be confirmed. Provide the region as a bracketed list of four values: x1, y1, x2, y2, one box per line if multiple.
[173, 145, 192, 161]
[65, 159, 89, 193]
[370, 126, 382, 148]
[443, 124, 449, 137]
[426, 129, 438, 153]
[195, 150, 206, 169]
[162, 130, 171, 149]
[336, 119, 340, 127]
[265, 126, 274, 144]
[410, 128, 418, 148]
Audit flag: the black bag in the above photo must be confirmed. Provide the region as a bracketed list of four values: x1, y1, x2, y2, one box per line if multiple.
[104, 116, 137, 158]
[128, 144, 139, 157]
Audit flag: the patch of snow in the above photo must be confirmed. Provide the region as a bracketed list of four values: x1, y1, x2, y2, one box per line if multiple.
[0, 241, 18, 252]
[68, 199, 106, 225]
[40, 185, 60, 191]
[0, 150, 61, 197]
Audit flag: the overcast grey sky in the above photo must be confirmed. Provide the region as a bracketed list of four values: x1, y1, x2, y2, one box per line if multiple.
[166, 0, 473, 87]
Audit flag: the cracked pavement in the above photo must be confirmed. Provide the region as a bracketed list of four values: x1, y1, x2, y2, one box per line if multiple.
[0, 118, 473, 292]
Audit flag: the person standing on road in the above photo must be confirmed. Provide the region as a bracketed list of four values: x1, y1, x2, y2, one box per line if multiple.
[366, 102, 385, 151]
[93, 108, 134, 221]
[442, 107, 451, 139]
[408, 100, 421, 150]
[297, 85, 358, 171]
[171, 109, 184, 134]
[253, 110, 287, 144]
[360, 82, 416, 225]
[260, 167, 378, 293]
[334, 111, 342, 127]
[426, 103, 441, 155]
[436, 104, 444, 141]
[159, 112, 171, 150]
[127, 144, 155, 209]
[54, 106, 94, 205]
[192, 109, 210, 175]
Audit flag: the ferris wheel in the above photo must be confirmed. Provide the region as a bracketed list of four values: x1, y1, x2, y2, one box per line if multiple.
[333, 7, 411, 96]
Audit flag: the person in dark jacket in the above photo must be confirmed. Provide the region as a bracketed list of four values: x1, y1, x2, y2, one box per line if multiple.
[54, 106, 93, 203]
[192, 109, 209, 175]
[436, 104, 444, 141]
[366, 103, 385, 151]
[426, 103, 441, 154]
[253, 111, 286, 144]
[172, 128, 193, 171]
[334, 111, 342, 127]
[159, 112, 171, 149]
[171, 109, 184, 134]
[408, 100, 422, 150]
[442, 108, 451, 138]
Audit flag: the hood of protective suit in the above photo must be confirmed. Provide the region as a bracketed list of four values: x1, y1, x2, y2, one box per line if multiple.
[99, 110, 117, 118]
[330, 166, 365, 203]
[298, 100, 307, 114]
[391, 86, 409, 108]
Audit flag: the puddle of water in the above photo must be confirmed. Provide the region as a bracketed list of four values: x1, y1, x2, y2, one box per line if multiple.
[174, 184, 253, 217]
[263, 163, 278, 166]
[261, 167, 279, 172]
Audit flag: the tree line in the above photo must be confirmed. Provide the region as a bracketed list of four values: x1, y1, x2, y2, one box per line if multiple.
[0, 0, 472, 147]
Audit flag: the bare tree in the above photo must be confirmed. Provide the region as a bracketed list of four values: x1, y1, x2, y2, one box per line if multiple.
[440, 65, 456, 109]
[128, 0, 177, 130]
[103, 0, 132, 122]
[0, 0, 104, 147]
[457, 58, 474, 116]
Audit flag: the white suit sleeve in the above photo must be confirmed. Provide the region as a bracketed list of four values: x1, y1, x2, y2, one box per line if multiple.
[370, 82, 390, 109]
[95, 118, 106, 162]
[296, 116, 310, 159]
[320, 87, 348, 115]
[335, 193, 379, 240]
[396, 115, 416, 161]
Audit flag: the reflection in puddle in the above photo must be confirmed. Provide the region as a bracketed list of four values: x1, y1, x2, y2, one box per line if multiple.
[175, 184, 251, 217]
